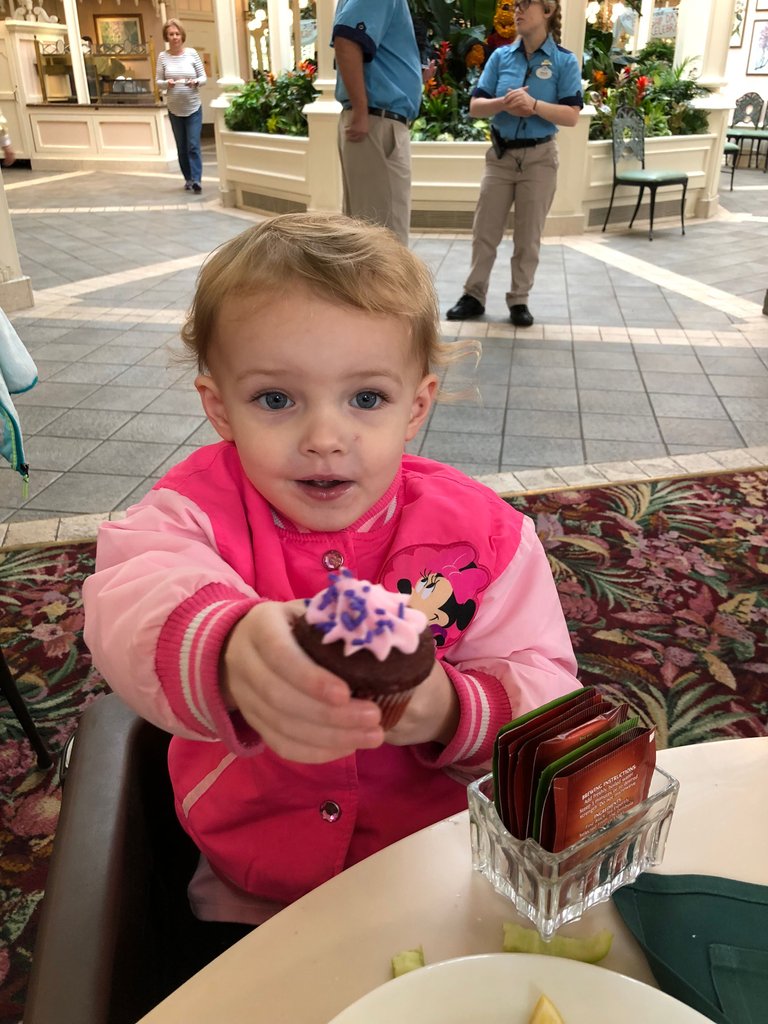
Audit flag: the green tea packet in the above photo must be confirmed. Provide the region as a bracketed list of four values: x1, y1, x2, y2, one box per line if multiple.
[491, 686, 591, 826]
[514, 702, 629, 839]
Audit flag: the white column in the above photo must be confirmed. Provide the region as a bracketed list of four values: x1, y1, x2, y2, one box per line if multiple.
[549, 0, 592, 234]
[0, 172, 33, 312]
[212, 0, 246, 88]
[303, 0, 341, 212]
[674, 0, 736, 218]
[267, 0, 292, 74]
[561, 0, 587, 65]
[635, 0, 655, 52]
[61, 0, 89, 105]
[675, 0, 735, 89]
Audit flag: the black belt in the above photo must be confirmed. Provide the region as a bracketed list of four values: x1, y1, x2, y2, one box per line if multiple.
[499, 135, 554, 150]
[367, 106, 410, 126]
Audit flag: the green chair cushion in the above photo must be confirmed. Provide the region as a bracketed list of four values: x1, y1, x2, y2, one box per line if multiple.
[726, 127, 768, 140]
[616, 169, 688, 186]
[723, 142, 740, 154]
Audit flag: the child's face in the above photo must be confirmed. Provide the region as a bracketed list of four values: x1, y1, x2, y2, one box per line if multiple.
[196, 287, 437, 533]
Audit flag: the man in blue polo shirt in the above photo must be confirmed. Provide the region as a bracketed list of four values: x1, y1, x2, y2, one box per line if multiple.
[332, 0, 422, 246]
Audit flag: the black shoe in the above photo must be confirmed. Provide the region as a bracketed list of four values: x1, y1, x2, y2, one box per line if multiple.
[510, 304, 534, 327]
[192, 183, 202, 193]
[446, 294, 485, 321]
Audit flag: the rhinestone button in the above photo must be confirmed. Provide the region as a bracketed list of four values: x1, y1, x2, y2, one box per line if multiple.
[320, 800, 341, 822]
[322, 549, 344, 571]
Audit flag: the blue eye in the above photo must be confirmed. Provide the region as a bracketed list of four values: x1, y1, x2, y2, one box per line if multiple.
[352, 390, 384, 410]
[255, 391, 293, 410]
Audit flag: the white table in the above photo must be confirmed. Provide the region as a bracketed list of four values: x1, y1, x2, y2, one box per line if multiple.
[139, 737, 768, 1023]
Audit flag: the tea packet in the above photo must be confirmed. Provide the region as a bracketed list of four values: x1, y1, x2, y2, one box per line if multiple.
[491, 687, 656, 853]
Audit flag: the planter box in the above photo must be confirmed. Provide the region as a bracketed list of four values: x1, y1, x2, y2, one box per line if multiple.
[218, 127, 310, 214]
[216, 121, 722, 233]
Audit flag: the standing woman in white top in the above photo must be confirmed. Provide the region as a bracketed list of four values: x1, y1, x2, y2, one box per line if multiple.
[156, 19, 206, 192]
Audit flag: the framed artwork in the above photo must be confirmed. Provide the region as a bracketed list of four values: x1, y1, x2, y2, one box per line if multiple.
[747, 19, 768, 74]
[94, 14, 145, 49]
[731, 0, 746, 47]
[757, 0, 768, 11]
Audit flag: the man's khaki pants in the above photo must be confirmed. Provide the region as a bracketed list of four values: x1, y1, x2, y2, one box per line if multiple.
[464, 139, 558, 308]
[338, 111, 412, 246]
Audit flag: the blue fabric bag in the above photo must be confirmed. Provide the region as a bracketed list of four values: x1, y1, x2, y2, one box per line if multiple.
[0, 307, 38, 485]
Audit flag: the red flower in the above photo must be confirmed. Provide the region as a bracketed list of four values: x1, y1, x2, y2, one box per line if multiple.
[636, 75, 650, 101]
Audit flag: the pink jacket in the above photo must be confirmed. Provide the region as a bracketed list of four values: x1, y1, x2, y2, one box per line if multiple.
[83, 444, 579, 922]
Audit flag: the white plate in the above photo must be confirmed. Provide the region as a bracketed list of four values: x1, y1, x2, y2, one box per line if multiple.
[328, 953, 713, 1024]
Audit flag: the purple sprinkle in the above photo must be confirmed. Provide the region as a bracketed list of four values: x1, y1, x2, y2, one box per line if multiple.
[362, 585, 371, 592]
[303, 598, 310, 607]
[398, 602, 405, 619]
[375, 607, 386, 615]
[351, 638, 364, 646]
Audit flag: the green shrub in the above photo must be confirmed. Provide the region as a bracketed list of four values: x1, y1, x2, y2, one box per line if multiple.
[224, 62, 318, 135]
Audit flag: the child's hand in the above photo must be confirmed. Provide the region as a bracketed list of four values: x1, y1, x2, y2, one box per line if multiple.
[384, 660, 460, 748]
[221, 601, 385, 763]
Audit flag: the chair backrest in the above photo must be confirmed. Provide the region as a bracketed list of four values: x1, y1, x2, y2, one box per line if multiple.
[731, 92, 764, 128]
[611, 106, 645, 170]
[24, 693, 212, 1024]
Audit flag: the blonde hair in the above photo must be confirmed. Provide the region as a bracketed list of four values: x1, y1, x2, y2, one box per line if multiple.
[543, 2, 562, 44]
[162, 18, 186, 42]
[182, 213, 478, 384]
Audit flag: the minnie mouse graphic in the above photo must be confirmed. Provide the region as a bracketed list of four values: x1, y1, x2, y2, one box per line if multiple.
[381, 542, 491, 649]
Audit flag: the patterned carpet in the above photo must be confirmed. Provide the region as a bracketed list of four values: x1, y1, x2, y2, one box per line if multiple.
[1, 468, 767, 1023]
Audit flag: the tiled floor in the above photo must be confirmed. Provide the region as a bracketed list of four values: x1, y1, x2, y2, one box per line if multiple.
[1, 145, 767, 547]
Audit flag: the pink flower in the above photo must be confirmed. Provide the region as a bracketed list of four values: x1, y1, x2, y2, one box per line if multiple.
[8, 791, 61, 838]
[558, 580, 599, 623]
[0, 738, 36, 778]
[30, 621, 78, 659]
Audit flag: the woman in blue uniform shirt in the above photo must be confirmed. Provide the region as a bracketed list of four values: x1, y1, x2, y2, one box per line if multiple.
[447, 0, 582, 327]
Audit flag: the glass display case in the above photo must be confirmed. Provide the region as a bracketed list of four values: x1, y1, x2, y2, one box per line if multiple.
[86, 40, 159, 104]
[34, 38, 160, 105]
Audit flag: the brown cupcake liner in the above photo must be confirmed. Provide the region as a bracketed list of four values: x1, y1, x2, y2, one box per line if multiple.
[353, 687, 417, 730]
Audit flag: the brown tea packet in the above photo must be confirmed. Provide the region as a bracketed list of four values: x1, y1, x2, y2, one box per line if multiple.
[537, 724, 656, 853]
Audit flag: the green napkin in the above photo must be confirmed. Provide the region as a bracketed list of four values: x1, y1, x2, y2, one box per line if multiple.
[613, 874, 768, 1024]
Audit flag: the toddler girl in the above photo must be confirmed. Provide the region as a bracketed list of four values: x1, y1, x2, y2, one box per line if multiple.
[83, 213, 579, 925]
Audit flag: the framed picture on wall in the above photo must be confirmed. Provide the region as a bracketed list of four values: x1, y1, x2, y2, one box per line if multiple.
[747, 19, 768, 74]
[731, 0, 746, 47]
[94, 14, 145, 49]
[757, 1, 768, 12]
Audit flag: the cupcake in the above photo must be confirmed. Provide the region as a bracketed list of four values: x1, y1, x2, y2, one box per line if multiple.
[293, 569, 435, 728]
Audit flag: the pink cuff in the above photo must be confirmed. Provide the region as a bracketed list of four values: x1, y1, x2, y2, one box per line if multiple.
[155, 582, 264, 753]
[414, 664, 512, 770]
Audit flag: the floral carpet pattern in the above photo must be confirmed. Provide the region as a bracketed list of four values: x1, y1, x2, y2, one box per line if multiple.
[1, 469, 767, 1022]
[507, 471, 768, 747]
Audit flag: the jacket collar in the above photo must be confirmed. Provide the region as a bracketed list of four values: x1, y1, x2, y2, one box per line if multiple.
[269, 468, 402, 537]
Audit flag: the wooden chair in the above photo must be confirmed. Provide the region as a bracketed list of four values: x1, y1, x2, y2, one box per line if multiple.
[25, 693, 249, 1024]
[726, 92, 767, 170]
[602, 106, 688, 241]
[0, 648, 52, 768]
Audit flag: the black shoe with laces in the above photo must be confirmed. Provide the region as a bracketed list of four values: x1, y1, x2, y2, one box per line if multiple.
[510, 304, 534, 327]
[446, 294, 485, 321]
[192, 183, 202, 193]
